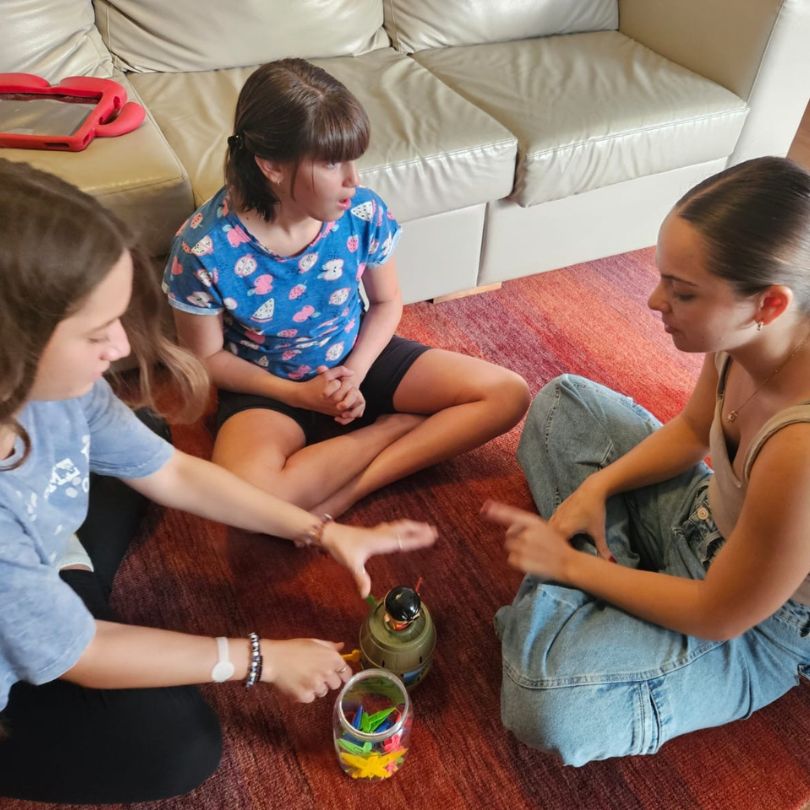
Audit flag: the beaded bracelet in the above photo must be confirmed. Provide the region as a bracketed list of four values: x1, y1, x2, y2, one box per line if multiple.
[298, 513, 334, 548]
[245, 632, 263, 689]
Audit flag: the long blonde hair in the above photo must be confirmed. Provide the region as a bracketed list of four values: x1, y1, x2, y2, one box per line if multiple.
[0, 159, 208, 466]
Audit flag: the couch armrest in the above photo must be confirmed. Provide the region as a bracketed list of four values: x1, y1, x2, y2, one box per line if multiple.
[619, 0, 810, 160]
[619, 0, 779, 99]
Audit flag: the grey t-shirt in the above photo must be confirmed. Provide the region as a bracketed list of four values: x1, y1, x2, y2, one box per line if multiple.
[0, 379, 174, 709]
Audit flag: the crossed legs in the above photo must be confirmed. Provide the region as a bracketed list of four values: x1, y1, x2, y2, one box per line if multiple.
[211, 349, 530, 516]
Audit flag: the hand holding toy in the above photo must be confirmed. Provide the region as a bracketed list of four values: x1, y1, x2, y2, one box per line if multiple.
[262, 638, 351, 703]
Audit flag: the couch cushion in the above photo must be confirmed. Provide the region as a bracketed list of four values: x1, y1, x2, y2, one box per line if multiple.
[414, 31, 749, 207]
[94, 0, 389, 73]
[129, 48, 517, 223]
[0, 0, 113, 81]
[384, 0, 617, 54]
[0, 74, 192, 257]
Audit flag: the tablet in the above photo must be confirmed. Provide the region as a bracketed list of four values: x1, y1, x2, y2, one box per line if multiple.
[0, 74, 145, 152]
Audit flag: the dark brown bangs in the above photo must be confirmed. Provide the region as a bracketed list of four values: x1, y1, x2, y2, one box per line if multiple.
[307, 96, 370, 165]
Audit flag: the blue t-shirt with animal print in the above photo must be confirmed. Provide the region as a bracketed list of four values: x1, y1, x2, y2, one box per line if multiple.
[163, 186, 400, 381]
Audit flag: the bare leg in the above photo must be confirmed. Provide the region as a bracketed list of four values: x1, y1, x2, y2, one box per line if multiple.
[212, 409, 424, 511]
[314, 350, 530, 516]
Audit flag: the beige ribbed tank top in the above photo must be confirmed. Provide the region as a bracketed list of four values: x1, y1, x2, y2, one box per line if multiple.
[707, 353, 810, 605]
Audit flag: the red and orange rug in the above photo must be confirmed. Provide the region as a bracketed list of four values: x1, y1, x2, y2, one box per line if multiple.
[9, 249, 809, 810]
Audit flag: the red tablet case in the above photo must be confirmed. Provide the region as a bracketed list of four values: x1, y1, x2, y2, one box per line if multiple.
[0, 74, 145, 152]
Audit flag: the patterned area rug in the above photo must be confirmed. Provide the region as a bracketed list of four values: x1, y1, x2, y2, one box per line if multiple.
[8, 248, 810, 810]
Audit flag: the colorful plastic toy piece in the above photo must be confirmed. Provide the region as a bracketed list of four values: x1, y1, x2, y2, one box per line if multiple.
[382, 733, 402, 753]
[337, 738, 372, 755]
[339, 748, 408, 780]
[361, 707, 396, 733]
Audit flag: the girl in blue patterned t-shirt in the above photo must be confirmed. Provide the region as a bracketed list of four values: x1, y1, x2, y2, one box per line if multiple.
[164, 58, 530, 517]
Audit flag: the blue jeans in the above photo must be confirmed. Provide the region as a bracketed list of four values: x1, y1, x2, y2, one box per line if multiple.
[495, 375, 810, 766]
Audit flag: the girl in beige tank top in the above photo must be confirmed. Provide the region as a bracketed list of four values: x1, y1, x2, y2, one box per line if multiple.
[485, 157, 810, 765]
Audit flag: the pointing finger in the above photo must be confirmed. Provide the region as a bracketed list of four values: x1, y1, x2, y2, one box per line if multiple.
[481, 499, 542, 530]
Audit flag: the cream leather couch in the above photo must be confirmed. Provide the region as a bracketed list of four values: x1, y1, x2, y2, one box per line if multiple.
[2, 0, 809, 304]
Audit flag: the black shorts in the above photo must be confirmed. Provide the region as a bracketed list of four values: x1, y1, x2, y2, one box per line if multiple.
[215, 335, 431, 444]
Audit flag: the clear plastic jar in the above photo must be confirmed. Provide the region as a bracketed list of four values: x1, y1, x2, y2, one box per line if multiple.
[332, 668, 412, 781]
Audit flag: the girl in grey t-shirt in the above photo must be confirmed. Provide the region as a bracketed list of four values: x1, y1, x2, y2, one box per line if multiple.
[0, 160, 436, 804]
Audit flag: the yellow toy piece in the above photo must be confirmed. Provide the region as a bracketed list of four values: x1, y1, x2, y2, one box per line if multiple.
[341, 648, 362, 664]
[339, 747, 408, 780]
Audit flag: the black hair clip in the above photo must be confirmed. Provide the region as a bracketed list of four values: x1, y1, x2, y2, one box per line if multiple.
[227, 132, 244, 150]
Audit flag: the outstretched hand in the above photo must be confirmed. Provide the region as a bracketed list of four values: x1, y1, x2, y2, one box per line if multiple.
[481, 499, 576, 582]
[322, 520, 438, 597]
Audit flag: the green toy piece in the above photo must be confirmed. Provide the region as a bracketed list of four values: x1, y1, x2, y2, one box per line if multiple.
[337, 738, 372, 755]
[360, 707, 396, 733]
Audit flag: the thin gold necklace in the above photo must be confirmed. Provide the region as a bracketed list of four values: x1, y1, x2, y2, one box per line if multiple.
[726, 330, 810, 423]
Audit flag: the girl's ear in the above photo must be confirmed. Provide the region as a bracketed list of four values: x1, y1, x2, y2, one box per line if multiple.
[254, 156, 285, 185]
[757, 285, 792, 326]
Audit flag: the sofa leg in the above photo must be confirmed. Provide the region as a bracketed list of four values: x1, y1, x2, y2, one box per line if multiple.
[432, 281, 502, 303]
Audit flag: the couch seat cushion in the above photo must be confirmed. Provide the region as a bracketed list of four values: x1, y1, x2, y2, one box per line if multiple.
[414, 31, 749, 207]
[129, 48, 517, 222]
[0, 74, 192, 257]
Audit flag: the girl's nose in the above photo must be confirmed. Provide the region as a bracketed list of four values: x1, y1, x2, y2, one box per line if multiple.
[101, 319, 131, 361]
[647, 281, 668, 312]
[344, 162, 359, 187]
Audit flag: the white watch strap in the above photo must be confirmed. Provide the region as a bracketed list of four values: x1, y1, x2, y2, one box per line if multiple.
[211, 636, 236, 683]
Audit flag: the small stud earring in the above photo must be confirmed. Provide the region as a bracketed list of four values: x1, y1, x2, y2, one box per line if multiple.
[756, 320, 763, 332]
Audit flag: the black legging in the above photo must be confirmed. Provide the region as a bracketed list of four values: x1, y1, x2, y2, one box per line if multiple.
[0, 418, 222, 804]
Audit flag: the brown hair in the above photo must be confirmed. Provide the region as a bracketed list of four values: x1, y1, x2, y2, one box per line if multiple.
[675, 157, 810, 310]
[224, 58, 370, 221]
[0, 159, 208, 468]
